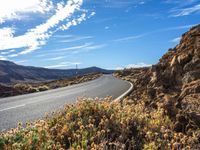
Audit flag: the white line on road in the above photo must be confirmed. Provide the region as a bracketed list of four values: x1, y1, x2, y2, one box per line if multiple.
[0, 104, 26, 112]
[115, 81, 133, 101]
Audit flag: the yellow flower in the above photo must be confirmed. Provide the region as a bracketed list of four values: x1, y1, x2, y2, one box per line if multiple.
[62, 125, 68, 133]
[90, 136, 95, 141]
[97, 131, 101, 137]
[66, 113, 71, 119]
[110, 114, 115, 120]
[77, 145, 81, 149]
[68, 137, 72, 141]
[78, 121, 82, 126]
[91, 142, 96, 148]
[101, 130, 105, 134]
[80, 125, 84, 130]
[89, 123, 94, 128]
[78, 112, 81, 117]
[163, 133, 169, 139]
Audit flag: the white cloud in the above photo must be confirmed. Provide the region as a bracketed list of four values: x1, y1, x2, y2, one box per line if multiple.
[53, 35, 74, 38]
[53, 43, 106, 54]
[58, 35, 93, 43]
[0, 49, 15, 55]
[8, 54, 19, 58]
[114, 34, 144, 42]
[105, 26, 110, 30]
[33, 43, 106, 57]
[116, 63, 152, 70]
[59, 12, 87, 30]
[84, 44, 106, 50]
[163, 24, 197, 30]
[90, 12, 96, 17]
[47, 56, 64, 60]
[45, 61, 82, 69]
[15, 60, 27, 64]
[171, 37, 181, 43]
[111, 24, 196, 44]
[0, 0, 93, 57]
[115, 67, 124, 70]
[86, 0, 147, 8]
[0, 56, 7, 60]
[0, 0, 53, 23]
[126, 63, 152, 68]
[171, 4, 200, 17]
[55, 43, 93, 52]
[164, 0, 198, 5]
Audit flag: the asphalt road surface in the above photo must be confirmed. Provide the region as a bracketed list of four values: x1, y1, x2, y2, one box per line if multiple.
[0, 75, 131, 131]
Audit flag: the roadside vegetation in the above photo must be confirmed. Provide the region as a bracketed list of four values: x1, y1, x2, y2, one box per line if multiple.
[0, 97, 199, 150]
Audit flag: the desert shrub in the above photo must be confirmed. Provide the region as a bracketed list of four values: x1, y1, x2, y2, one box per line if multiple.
[0, 98, 199, 150]
[38, 85, 49, 92]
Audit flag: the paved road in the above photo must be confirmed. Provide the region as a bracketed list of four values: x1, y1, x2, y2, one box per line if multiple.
[0, 75, 131, 131]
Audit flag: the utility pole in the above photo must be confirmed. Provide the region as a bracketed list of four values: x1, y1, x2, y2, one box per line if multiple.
[76, 64, 78, 80]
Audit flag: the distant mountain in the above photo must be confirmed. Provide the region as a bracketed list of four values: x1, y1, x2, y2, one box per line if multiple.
[0, 60, 113, 84]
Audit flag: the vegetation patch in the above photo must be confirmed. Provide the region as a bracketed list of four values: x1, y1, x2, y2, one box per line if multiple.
[0, 97, 199, 150]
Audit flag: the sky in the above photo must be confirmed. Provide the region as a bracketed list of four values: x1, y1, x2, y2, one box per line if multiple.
[0, 0, 200, 69]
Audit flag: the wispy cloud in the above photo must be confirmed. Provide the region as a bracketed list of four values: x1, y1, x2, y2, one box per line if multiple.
[85, 0, 146, 8]
[111, 24, 196, 43]
[171, 37, 181, 43]
[0, 0, 94, 59]
[15, 60, 27, 64]
[53, 43, 106, 53]
[170, 4, 200, 17]
[164, 0, 198, 5]
[0, 56, 7, 60]
[162, 24, 197, 30]
[0, 49, 16, 55]
[83, 44, 106, 50]
[105, 26, 110, 30]
[33, 43, 106, 58]
[58, 35, 93, 43]
[114, 34, 144, 42]
[46, 56, 64, 61]
[55, 43, 93, 52]
[45, 61, 82, 69]
[53, 35, 74, 38]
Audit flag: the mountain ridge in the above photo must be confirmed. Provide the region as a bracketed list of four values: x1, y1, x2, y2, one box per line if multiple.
[0, 60, 113, 84]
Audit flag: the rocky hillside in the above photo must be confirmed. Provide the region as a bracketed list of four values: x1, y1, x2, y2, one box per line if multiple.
[0, 60, 112, 84]
[114, 25, 200, 148]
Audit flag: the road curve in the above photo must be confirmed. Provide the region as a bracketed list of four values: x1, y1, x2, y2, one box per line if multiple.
[0, 75, 131, 131]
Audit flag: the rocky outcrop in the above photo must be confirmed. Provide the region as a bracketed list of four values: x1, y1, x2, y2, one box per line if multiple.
[115, 24, 200, 133]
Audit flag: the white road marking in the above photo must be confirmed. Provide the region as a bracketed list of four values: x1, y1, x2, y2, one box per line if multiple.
[0, 104, 26, 112]
[114, 81, 133, 101]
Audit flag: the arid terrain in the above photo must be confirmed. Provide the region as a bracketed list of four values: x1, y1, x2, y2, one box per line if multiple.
[0, 73, 101, 98]
[1, 25, 200, 149]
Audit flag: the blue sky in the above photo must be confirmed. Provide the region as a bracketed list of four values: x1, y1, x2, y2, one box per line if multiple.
[0, 0, 200, 69]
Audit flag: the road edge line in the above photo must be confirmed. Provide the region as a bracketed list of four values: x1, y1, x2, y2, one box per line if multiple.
[0, 104, 26, 112]
[114, 81, 134, 102]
